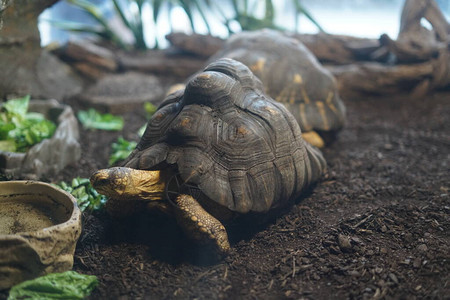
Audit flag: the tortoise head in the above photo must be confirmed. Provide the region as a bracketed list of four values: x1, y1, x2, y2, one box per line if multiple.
[90, 167, 166, 201]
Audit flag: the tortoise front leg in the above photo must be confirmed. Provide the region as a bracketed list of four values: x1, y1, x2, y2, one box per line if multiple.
[174, 194, 230, 256]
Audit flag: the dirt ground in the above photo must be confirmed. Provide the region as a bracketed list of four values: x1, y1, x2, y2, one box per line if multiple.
[2, 88, 449, 299]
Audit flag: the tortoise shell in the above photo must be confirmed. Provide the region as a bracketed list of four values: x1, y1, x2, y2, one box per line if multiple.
[124, 58, 326, 214]
[208, 29, 346, 135]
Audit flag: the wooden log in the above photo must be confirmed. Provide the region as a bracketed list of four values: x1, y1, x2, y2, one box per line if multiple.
[118, 49, 206, 79]
[286, 32, 382, 64]
[381, 0, 449, 63]
[327, 62, 434, 96]
[62, 40, 118, 72]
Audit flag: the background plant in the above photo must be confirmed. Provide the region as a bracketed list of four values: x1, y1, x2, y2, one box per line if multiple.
[50, 0, 323, 49]
[0, 95, 57, 153]
[77, 108, 124, 131]
[108, 102, 157, 165]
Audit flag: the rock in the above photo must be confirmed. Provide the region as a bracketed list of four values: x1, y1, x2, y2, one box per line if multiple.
[0, 0, 83, 99]
[77, 72, 165, 113]
[413, 258, 422, 268]
[388, 273, 399, 285]
[337, 234, 352, 252]
[417, 244, 428, 252]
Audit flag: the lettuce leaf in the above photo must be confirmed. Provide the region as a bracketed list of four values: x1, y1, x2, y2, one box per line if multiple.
[8, 271, 98, 300]
[109, 136, 137, 166]
[0, 96, 57, 152]
[77, 108, 123, 131]
[53, 177, 107, 212]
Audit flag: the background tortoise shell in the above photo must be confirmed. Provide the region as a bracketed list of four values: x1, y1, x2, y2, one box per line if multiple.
[208, 29, 346, 135]
[124, 58, 326, 214]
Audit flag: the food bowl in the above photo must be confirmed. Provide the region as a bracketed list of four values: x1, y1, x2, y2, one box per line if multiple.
[0, 181, 82, 290]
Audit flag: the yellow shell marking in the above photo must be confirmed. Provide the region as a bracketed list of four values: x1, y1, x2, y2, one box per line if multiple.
[276, 86, 290, 103]
[325, 91, 338, 114]
[299, 103, 311, 131]
[289, 86, 297, 104]
[249, 58, 266, 74]
[315, 101, 330, 131]
[292, 74, 311, 105]
[293, 74, 303, 84]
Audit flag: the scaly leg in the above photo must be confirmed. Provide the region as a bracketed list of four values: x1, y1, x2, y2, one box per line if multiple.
[174, 194, 230, 256]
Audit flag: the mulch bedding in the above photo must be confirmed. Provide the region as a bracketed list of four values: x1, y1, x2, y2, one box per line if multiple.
[2, 90, 449, 299]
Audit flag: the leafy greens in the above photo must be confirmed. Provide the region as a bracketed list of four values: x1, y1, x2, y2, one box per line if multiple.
[8, 271, 98, 300]
[77, 108, 124, 131]
[53, 177, 107, 212]
[0, 96, 57, 152]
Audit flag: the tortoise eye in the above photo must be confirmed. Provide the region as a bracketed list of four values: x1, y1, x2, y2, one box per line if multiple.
[96, 178, 109, 186]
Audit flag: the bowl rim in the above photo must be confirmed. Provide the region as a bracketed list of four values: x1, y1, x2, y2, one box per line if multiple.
[0, 180, 81, 236]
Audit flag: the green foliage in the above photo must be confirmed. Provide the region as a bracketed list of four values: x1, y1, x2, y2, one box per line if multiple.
[210, 0, 323, 33]
[0, 96, 57, 153]
[137, 101, 157, 136]
[144, 102, 157, 118]
[77, 108, 124, 131]
[108, 102, 156, 165]
[53, 0, 132, 49]
[51, 0, 322, 49]
[8, 271, 98, 300]
[109, 136, 137, 165]
[54, 177, 107, 212]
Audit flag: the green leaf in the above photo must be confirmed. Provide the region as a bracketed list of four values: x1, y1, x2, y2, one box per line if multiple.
[0, 140, 16, 152]
[0, 121, 15, 140]
[77, 108, 124, 131]
[109, 136, 137, 166]
[0, 96, 57, 153]
[2, 95, 30, 116]
[7, 271, 98, 300]
[138, 124, 146, 137]
[53, 177, 107, 212]
[144, 102, 157, 118]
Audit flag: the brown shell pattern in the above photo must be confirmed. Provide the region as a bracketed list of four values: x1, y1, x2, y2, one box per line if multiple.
[124, 58, 326, 214]
[208, 29, 346, 133]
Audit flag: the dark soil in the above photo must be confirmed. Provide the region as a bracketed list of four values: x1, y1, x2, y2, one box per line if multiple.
[2, 90, 449, 299]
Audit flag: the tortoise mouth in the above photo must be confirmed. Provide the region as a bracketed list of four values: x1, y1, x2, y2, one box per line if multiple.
[90, 170, 114, 193]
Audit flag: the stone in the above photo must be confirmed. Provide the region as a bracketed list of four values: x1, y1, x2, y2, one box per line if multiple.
[0, 0, 83, 99]
[77, 72, 165, 113]
[337, 234, 352, 252]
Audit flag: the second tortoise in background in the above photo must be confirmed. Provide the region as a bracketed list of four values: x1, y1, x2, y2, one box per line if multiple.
[208, 29, 346, 148]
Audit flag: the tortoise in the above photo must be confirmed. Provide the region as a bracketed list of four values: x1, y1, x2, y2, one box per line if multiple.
[206, 29, 347, 148]
[90, 58, 327, 256]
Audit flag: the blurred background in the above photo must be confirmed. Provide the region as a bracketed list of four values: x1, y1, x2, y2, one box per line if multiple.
[38, 0, 450, 49]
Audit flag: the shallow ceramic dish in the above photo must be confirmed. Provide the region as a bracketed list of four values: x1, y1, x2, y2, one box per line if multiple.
[0, 181, 82, 290]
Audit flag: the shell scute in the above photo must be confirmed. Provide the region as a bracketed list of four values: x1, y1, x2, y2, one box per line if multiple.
[124, 58, 326, 213]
